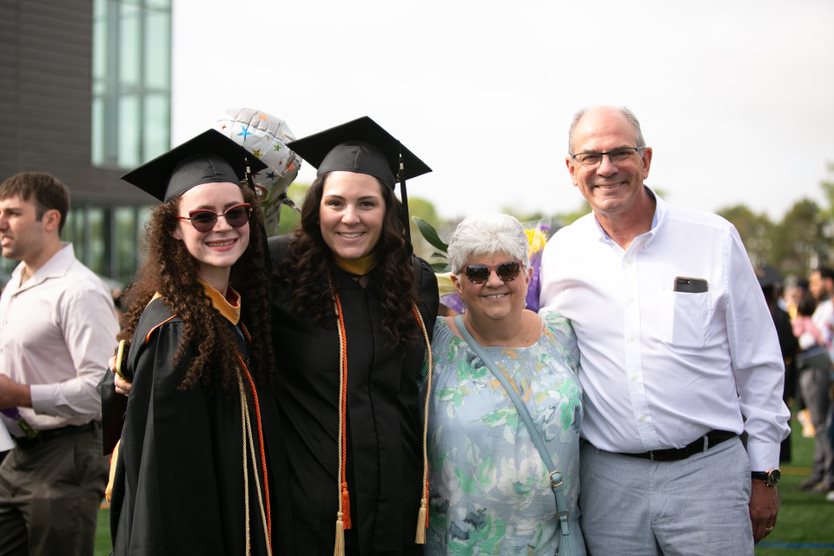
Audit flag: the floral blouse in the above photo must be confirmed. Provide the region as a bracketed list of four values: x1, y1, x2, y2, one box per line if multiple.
[426, 312, 584, 555]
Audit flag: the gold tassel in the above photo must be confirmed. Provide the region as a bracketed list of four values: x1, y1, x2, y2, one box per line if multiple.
[334, 512, 345, 556]
[414, 497, 428, 544]
[104, 440, 120, 503]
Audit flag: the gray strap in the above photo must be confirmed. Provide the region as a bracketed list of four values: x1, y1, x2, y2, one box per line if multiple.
[454, 315, 571, 537]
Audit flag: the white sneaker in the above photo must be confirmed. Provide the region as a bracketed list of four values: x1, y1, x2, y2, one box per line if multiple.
[826, 490, 834, 502]
[797, 409, 816, 437]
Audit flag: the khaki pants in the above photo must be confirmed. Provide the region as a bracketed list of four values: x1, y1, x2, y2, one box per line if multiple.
[0, 424, 107, 556]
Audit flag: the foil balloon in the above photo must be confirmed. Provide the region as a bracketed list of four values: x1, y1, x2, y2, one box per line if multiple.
[215, 107, 301, 234]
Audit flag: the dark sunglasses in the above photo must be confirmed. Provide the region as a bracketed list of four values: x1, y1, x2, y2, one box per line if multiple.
[176, 203, 253, 233]
[462, 261, 522, 284]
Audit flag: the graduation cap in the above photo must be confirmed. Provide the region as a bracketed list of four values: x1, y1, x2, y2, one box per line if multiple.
[121, 129, 268, 202]
[287, 116, 431, 241]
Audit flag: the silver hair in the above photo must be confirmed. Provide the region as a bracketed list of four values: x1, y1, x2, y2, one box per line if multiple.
[568, 106, 646, 152]
[447, 213, 529, 273]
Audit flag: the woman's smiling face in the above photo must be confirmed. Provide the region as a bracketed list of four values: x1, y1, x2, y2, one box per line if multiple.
[318, 171, 386, 260]
[454, 251, 530, 322]
[173, 181, 249, 283]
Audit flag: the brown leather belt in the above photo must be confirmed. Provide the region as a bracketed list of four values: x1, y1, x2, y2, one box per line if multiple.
[13, 421, 98, 450]
[622, 430, 737, 462]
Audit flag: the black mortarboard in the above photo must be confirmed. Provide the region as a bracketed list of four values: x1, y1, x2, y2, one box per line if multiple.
[121, 129, 267, 202]
[287, 116, 431, 240]
[287, 116, 431, 187]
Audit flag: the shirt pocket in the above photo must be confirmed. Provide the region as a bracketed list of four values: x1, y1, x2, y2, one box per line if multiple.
[663, 290, 711, 348]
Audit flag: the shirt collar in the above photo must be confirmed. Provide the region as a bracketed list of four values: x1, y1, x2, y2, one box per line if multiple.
[648, 186, 666, 234]
[10, 243, 75, 292]
[592, 186, 666, 246]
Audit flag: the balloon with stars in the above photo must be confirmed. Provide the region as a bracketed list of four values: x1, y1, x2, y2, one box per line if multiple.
[214, 107, 301, 234]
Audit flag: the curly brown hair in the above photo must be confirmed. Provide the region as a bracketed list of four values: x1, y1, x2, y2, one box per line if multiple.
[277, 173, 418, 345]
[118, 186, 274, 391]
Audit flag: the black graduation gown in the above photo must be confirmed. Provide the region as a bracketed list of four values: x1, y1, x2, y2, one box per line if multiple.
[269, 236, 439, 555]
[769, 303, 797, 462]
[106, 297, 291, 555]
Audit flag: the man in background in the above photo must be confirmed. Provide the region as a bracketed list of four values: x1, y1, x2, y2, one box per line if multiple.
[802, 266, 834, 495]
[540, 106, 790, 554]
[0, 172, 117, 556]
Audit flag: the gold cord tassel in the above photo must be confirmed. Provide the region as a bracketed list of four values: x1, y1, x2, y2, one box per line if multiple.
[415, 496, 428, 544]
[105, 440, 120, 503]
[334, 511, 345, 556]
[412, 303, 432, 545]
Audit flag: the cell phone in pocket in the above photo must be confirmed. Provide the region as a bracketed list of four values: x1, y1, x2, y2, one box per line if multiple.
[673, 276, 708, 293]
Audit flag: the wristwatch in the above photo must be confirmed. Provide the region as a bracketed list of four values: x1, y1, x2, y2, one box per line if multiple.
[751, 469, 781, 487]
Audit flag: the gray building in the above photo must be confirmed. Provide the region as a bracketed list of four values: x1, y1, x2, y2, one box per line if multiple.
[0, 0, 171, 284]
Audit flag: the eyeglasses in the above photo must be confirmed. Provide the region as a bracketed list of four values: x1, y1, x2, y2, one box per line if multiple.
[176, 203, 253, 233]
[462, 261, 522, 284]
[569, 147, 644, 168]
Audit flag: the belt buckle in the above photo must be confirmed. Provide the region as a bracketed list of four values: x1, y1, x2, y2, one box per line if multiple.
[549, 470, 563, 488]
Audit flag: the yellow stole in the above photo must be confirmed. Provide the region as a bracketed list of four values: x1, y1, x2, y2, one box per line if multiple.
[333, 254, 376, 276]
[197, 279, 241, 325]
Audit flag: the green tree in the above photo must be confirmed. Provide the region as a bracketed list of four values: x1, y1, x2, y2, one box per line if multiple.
[817, 162, 834, 268]
[553, 201, 590, 227]
[769, 199, 827, 277]
[276, 182, 310, 235]
[819, 162, 834, 219]
[717, 205, 773, 268]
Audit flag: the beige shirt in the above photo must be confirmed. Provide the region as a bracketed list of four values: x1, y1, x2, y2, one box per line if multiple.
[0, 243, 118, 434]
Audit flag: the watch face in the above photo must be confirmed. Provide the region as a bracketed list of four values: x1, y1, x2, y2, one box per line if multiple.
[768, 469, 781, 485]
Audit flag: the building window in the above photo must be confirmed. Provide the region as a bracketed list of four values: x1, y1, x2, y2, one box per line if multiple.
[92, 0, 171, 169]
[60, 205, 149, 285]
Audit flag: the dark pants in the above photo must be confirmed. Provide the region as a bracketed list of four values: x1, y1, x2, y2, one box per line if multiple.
[0, 423, 107, 556]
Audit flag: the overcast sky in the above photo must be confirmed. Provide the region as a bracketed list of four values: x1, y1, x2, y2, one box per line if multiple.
[171, 0, 834, 221]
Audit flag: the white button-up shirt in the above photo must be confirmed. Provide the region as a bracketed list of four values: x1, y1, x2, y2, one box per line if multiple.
[539, 191, 790, 471]
[0, 243, 118, 434]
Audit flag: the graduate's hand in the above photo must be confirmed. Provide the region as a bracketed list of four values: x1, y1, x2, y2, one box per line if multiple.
[110, 355, 133, 396]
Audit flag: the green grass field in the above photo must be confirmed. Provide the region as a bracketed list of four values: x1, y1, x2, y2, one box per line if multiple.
[95, 509, 110, 556]
[755, 419, 834, 555]
[93, 420, 834, 555]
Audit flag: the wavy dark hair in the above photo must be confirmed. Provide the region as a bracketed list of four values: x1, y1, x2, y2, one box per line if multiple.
[277, 172, 418, 345]
[118, 185, 274, 391]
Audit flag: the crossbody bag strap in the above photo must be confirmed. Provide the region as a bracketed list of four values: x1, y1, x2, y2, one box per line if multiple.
[454, 315, 572, 537]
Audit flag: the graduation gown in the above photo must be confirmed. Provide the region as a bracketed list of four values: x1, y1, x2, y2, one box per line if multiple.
[269, 236, 439, 555]
[106, 296, 290, 555]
